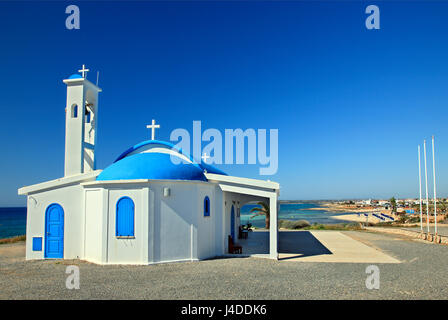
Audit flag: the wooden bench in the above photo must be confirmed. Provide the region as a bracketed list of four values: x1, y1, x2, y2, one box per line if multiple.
[228, 235, 242, 254]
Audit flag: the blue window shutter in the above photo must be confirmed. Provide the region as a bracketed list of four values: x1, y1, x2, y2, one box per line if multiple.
[32, 237, 42, 251]
[116, 197, 135, 237]
[73, 105, 78, 118]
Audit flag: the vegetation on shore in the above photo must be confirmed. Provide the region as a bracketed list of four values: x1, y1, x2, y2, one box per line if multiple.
[390, 197, 397, 213]
[0, 235, 26, 244]
[278, 219, 362, 231]
[303, 222, 363, 231]
[278, 219, 310, 229]
[374, 222, 420, 228]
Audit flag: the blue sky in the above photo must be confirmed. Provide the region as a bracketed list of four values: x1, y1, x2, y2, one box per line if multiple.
[1, 1, 448, 205]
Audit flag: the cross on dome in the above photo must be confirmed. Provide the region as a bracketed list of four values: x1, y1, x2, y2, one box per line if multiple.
[78, 64, 90, 78]
[201, 153, 210, 163]
[146, 119, 160, 140]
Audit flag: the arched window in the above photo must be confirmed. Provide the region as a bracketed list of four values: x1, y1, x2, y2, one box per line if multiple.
[116, 197, 135, 237]
[71, 104, 78, 118]
[204, 196, 210, 217]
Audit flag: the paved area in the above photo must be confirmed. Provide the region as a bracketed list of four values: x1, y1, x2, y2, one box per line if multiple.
[238, 230, 269, 255]
[279, 231, 400, 263]
[1, 230, 448, 299]
[239, 230, 399, 263]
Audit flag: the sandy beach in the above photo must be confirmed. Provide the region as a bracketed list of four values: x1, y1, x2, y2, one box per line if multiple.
[294, 202, 393, 224]
[331, 213, 384, 224]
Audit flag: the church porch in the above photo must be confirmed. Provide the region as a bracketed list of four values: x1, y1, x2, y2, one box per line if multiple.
[205, 173, 279, 260]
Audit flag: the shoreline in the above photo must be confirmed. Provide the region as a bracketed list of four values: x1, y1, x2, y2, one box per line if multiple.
[303, 202, 375, 214]
[0, 235, 26, 244]
[330, 213, 383, 224]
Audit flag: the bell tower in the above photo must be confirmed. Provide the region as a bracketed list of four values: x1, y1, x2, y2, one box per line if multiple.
[63, 65, 102, 177]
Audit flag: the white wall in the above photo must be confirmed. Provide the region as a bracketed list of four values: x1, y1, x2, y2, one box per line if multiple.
[223, 192, 242, 252]
[106, 187, 149, 264]
[64, 83, 85, 176]
[213, 187, 224, 255]
[150, 181, 199, 263]
[196, 184, 217, 260]
[25, 183, 84, 260]
[84, 189, 105, 263]
[102, 181, 224, 264]
[83, 181, 211, 265]
[25, 179, 233, 264]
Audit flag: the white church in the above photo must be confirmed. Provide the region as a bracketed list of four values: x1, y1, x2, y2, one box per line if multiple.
[18, 66, 280, 265]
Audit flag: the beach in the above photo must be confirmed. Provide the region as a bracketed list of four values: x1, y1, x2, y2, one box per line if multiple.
[331, 213, 383, 223]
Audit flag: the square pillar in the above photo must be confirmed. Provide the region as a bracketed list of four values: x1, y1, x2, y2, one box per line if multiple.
[269, 193, 278, 259]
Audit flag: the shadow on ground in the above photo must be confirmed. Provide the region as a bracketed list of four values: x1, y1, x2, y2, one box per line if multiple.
[278, 231, 332, 260]
[238, 230, 332, 259]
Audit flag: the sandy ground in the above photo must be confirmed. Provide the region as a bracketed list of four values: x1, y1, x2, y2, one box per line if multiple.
[0, 242, 25, 261]
[331, 213, 384, 224]
[2, 231, 448, 299]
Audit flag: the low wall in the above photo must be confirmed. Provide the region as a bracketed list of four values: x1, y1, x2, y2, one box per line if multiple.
[365, 226, 448, 245]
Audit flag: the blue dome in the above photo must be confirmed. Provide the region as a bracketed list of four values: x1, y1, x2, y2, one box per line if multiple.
[112, 140, 227, 176]
[199, 161, 227, 176]
[97, 140, 226, 181]
[68, 74, 82, 79]
[97, 153, 207, 181]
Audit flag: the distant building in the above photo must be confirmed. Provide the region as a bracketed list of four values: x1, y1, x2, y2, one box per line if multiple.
[405, 198, 419, 205]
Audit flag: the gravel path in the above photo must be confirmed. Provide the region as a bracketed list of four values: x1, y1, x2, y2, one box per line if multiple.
[1, 231, 448, 299]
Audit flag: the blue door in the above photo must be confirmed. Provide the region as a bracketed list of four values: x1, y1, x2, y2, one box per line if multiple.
[45, 204, 64, 258]
[230, 205, 235, 240]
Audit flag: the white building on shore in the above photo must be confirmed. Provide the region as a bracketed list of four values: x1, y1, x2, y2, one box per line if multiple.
[18, 67, 280, 265]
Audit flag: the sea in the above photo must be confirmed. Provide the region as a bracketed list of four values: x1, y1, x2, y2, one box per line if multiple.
[0, 203, 354, 239]
[0, 207, 27, 239]
[240, 203, 353, 228]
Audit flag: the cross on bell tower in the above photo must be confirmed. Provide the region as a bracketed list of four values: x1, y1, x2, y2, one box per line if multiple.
[78, 64, 90, 78]
[146, 119, 160, 140]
